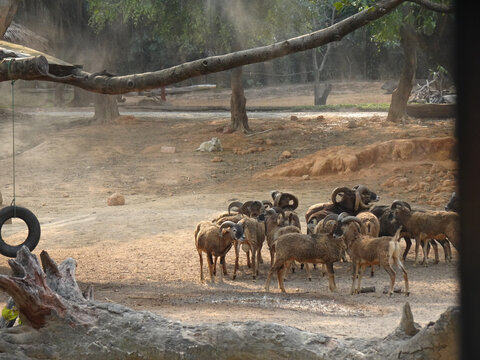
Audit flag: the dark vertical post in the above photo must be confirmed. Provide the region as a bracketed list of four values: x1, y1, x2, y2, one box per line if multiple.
[456, 3, 480, 359]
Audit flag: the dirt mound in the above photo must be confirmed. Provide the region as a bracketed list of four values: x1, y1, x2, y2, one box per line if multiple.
[255, 137, 456, 178]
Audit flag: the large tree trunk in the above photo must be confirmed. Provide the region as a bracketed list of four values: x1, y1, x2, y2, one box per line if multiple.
[387, 24, 418, 123]
[0, 0, 19, 37]
[230, 67, 250, 133]
[0, 247, 459, 359]
[93, 94, 120, 123]
[312, 48, 332, 105]
[312, 8, 335, 106]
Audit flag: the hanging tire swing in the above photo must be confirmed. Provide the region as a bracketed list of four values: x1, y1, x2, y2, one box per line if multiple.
[0, 206, 41, 258]
[0, 67, 41, 257]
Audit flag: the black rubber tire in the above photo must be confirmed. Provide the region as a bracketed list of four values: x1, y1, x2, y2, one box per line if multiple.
[0, 206, 41, 258]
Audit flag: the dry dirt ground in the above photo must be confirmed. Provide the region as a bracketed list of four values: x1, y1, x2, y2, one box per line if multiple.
[0, 81, 458, 341]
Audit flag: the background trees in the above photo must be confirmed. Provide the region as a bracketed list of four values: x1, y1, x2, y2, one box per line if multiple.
[2, 0, 454, 126]
[334, 0, 454, 122]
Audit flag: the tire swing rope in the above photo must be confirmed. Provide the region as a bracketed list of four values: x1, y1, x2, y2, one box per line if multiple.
[0, 61, 41, 258]
[9, 61, 16, 214]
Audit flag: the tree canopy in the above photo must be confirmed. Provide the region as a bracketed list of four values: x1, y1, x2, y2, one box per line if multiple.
[1, 0, 412, 91]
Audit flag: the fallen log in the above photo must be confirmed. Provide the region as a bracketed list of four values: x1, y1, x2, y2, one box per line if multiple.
[406, 103, 456, 118]
[0, 247, 459, 359]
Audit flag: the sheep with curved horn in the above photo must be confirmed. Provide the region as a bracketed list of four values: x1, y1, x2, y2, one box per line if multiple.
[333, 214, 409, 296]
[194, 220, 245, 282]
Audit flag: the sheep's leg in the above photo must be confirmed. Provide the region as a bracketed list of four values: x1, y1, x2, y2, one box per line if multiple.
[383, 263, 396, 296]
[218, 256, 225, 283]
[426, 240, 440, 264]
[221, 254, 228, 275]
[351, 261, 359, 295]
[356, 264, 367, 294]
[305, 263, 312, 281]
[246, 250, 252, 268]
[440, 239, 452, 262]
[255, 247, 261, 278]
[233, 242, 240, 280]
[421, 238, 430, 267]
[198, 251, 204, 282]
[414, 238, 420, 266]
[278, 261, 289, 293]
[211, 254, 217, 276]
[370, 265, 375, 277]
[207, 253, 215, 282]
[251, 247, 257, 280]
[325, 263, 336, 292]
[402, 236, 412, 261]
[283, 263, 290, 281]
[446, 240, 452, 262]
[269, 246, 275, 267]
[432, 240, 440, 264]
[265, 265, 276, 292]
[394, 257, 409, 296]
[258, 241, 264, 264]
[321, 264, 327, 277]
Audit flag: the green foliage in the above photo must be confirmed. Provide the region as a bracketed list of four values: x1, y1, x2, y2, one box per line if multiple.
[333, 0, 453, 46]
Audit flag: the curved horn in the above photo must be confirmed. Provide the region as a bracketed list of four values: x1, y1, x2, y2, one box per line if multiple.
[219, 220, 237, 235]
[331, 187, 350, 204]
[228, 201, 243, 215]
[339, 215, 363, 228]
[273, 192, 283, 207]
[322, 213, 339, 230]
[337, 212, 350, 222]
[390, 200, 411, 211]
[262, 200, 273, 209]
[282, 193, 299, 211]
[354, 185, 370, 211]
[271, 190, 280, 201]
[271, 206, 285, 215]
[265, 208, 278, 218]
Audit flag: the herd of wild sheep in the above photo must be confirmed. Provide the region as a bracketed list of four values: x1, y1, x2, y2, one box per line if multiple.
[194, 186, 460, 296]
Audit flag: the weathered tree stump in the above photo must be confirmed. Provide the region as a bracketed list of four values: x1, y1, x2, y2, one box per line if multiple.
[0, 247, 459, 359]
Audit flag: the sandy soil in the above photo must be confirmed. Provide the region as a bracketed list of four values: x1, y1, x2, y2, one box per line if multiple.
[0, 80, 458, 340]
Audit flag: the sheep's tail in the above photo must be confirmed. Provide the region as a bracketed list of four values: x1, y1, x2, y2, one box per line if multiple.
[393, 226, 403, 242]
[388, 227, 403, 260]
[194, 223, 201, 241]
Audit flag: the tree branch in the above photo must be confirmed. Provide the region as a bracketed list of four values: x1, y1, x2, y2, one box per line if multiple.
[408, 0, 454, 13]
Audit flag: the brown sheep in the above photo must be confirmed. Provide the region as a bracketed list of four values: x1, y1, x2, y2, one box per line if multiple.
[265, 231, 346, 293]
[235, 217, 265, 280]
[391, 200, 459, 266]
[305, 185, 379, 233]
[194, 220, 245, 282]
[333, 216, 409, 296]
[263, 208, 292, 266]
